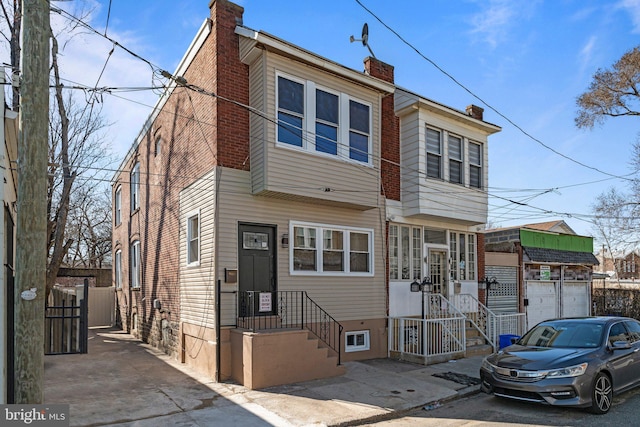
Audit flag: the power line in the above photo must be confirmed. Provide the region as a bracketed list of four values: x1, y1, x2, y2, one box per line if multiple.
[353, 0, 633, 182]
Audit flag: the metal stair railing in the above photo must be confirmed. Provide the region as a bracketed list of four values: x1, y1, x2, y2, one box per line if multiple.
[238, 290, 344, 364]
[450, 293, 526, 351]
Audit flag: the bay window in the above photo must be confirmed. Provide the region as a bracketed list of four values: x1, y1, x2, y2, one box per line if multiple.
[277, 73, 372, 165]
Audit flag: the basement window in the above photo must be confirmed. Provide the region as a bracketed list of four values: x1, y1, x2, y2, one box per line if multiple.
[345, 330, 370, 352]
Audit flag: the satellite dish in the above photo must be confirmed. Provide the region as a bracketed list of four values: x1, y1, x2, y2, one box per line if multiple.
[361, 23, 369, 47]
[350, 22, 376, 58]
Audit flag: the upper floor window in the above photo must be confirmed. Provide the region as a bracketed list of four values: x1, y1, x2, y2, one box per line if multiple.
[130, 240, 141, 289]
[448, 134, 463, 184]
[187, 212, 200, 265]
[469, 142, 482, 189]
[155, 136, 162, 157]
[130, 162, 140, 211]
[114, 186, 122, 226]
[426, 128, 442, 179]
[277, 74, 372, 165]
[114, 249, 122, 288]
[291, 222, 373, 275]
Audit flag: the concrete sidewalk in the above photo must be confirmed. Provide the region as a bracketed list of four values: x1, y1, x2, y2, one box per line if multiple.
[44, 327, 486, 427]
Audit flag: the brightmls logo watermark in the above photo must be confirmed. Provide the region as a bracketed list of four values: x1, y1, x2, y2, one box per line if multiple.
[2, 405, 69, 426]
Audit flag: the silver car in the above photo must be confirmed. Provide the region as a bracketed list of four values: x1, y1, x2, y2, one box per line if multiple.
[480, 316, 640, 414]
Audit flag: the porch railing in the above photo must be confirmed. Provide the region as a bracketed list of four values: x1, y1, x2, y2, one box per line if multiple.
[450, 293, 526, 350]
[388, 316, 466, 360]
[238, 291, 344, 364]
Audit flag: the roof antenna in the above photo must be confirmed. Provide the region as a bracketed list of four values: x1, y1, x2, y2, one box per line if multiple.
[350, 23, 376, 58]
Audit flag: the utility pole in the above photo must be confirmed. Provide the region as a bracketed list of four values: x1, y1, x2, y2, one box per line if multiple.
[14, 0, 50, 403]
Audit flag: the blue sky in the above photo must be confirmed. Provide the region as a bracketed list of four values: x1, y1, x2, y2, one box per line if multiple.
[39, 0, 640, 238]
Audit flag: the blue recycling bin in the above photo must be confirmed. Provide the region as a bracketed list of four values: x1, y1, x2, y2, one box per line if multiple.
[499, 334, 520, 349]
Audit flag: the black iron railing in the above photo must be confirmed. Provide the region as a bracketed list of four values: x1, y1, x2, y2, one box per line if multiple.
[45, 280, 89, 355]
[238, 291, 343, 364]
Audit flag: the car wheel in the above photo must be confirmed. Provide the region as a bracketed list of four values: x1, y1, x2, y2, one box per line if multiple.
[590, 372, 612, 414]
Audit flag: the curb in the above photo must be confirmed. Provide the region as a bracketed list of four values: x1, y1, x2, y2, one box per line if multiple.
[332, 385, 482, 427]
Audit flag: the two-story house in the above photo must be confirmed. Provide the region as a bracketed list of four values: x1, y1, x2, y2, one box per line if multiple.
[112, 0, 501, 388]
[387, 91, 500, 318]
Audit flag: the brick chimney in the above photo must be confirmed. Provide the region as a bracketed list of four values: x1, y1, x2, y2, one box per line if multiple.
[208, 0, 250, 170]
[466, 104, 484, 121]
[364, 57, 400, 202]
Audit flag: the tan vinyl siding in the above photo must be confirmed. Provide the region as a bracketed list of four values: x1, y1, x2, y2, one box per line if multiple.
[218, 167, 386, 325]
[249, 50, 382, 210]
[179, 168, 217, 328]
[249, 54, 266, 193]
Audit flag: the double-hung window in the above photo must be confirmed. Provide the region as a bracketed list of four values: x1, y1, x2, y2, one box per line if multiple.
[292, 222, 373, 275]
[349, 100, 370, 162]
[130, 163, 140, 211]
[469, 141, 482, 189]
[426, 128, 442, 179]
[316, 89, 339, 155]
[114, 186, 122, 226]
[130, 240, 141, 289]
[277, 76, 304, 147]
[277, 74, 371, 165]
[448, 134, 463, 184]
[187, 212, 200, 265]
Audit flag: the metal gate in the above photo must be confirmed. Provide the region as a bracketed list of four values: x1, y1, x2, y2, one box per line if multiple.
[44, 279, 89, 355]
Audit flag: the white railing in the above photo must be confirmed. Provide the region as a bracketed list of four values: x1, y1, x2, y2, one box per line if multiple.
[451, 293, 526, 350]
[388, 315, 466, 361]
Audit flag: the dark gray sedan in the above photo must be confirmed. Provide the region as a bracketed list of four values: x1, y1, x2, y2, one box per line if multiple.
[480, 316, 640, 414]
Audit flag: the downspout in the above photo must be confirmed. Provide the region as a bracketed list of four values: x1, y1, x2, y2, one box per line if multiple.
[214, 166, 221, 383]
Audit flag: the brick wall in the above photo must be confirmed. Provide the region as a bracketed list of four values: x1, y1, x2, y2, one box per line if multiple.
[364, 58, 400, 201]
[112, 0, 248, 355]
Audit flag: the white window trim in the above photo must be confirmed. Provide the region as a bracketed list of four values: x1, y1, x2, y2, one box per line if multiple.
[425, 126, 443, 179]
[131, 240, 141, 289]
[186, 209, 201, 267]
[276, 71, 373, 166]
[114, 186, 122, 226]
[114, 249, 122, 289]
[289, 221, 374, 276]
[130, 162, 140, 212]
[448, 133, 464, 185]
[449, 231, 477, 281]
[469, 140, 483, 189]
[345, 330, 370, 352]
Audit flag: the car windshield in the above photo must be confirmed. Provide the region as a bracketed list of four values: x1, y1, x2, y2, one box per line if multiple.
[517, 321, 604, 348]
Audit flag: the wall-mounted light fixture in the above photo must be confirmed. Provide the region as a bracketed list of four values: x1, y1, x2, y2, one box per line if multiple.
[281, 233, 289, 248]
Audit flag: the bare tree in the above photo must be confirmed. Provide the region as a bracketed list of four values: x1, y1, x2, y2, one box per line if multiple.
[64, 186, 112, 268]
[575, 45, 640, 129]
[591, 187, 640, 281]
[0, 0, 21, 110]
[1, 1, 114, 296]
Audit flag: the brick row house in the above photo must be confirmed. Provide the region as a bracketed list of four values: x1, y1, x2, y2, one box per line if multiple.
[112, 0, 500, 388]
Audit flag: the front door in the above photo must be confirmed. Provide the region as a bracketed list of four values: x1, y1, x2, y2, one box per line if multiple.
[238, 223, 276, 316]
[428, 249, 447, 298]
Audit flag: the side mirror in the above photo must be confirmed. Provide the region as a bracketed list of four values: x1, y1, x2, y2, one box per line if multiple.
[611, 340, 632, 350]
